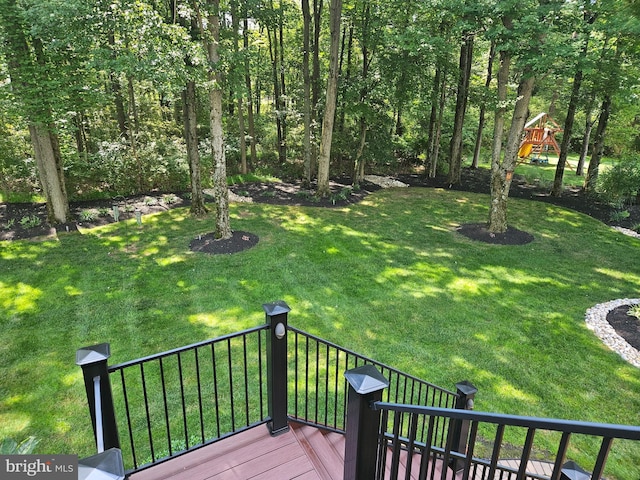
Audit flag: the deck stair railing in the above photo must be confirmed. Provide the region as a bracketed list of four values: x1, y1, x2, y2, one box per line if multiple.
[76, 301, 640, 479]
[343, 364, 640, 480]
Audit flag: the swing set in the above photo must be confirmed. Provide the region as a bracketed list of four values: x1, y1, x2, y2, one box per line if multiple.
[517, 112, 563, 165]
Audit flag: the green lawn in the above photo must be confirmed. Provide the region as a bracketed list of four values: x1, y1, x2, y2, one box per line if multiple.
[1, 187, 639, 478]
[510, 153, 614, 189]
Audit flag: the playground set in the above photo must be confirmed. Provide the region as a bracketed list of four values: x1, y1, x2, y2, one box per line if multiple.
[517, 112, 563, 165]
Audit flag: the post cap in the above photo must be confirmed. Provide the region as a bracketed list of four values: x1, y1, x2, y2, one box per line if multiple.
[263, 300, 291, 317]
[76, 343, 111, 366]
[560, 461, 590, 480]
[78, 448, 125, 480]
[344, 365, 389, 394]
[455, 380, 478, 396]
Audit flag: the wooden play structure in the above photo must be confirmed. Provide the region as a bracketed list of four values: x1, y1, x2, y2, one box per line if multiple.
[517, 112, 562, 164]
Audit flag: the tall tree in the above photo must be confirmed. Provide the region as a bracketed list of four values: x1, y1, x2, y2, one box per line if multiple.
[230, 0, 248, 174]
[551, 6, 597, 196]
[487, 0, 562, 233]
[447, 29, 474, 185]
[584, 94, 612, 193]
[0, 0, 70, 223]
[471, 40, 495, 169]
[302, 0, 313, 185]
[201, 0, 232, 238]
[316, 0, 342, 197]
[243, 8, 258, 167]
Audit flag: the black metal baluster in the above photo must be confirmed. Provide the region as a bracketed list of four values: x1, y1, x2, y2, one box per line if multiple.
[194, 348, 205, 444]
[592, 436, 613, 480]
[305, 335, 309, 421]
[405, 412, 419, 480]
[294, 331, 299, 419]
[377, 408, 390, 479]
[516, 428, 536, 480]
[324, 343, 330, 426]
[210, 342, 221, 438]
[226, 338, 235, 432]
[333, 348, 340, 429]
[487, 424, 505, 480]
[118, 369, 137, 469]
[418, 415, 435, 480]
[258, 330, 265, 418]
[158, 357, 172, 456]
[177, 353, 188, 449]
[140, 363, 155, 462]
[460, 420, 478, 480]
[243, 335, 250, 426]
[390, 410, 402, 480]
[314, 339, 320, 424]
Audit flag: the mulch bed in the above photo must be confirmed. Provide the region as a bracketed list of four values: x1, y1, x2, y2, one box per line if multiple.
[189, 231, 259, 255]
[456, 223, 535, 245]
[606, 306, 640, 351]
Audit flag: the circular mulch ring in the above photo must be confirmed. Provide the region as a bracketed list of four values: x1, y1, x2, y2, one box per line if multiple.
[190, 230, 259, 254]
[585, 299, 640, 367]
[456, 223, 534, 245]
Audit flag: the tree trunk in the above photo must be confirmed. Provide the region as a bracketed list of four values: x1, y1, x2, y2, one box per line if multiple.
[183, 81, 207, 216]
[584, 95, 611, 194]
[30, 124, 70, 224]
[311, 0, 323, 175]
[267, 24, 286, 164]
[426, 63, 442, 178]
[353, 3, 371, 185]
[488, 48, 510, 233]
[552, 36, 590, 196]
[107, 33, 129, 140]
[429, 65, 447, 179]
[353, 117, 367, 184]
[576, 108, 595, 176]
[489, 74, 535, 233]
[317, 0, 342, 197]
[302, 0, 312, 185]
[205, 0, 231, 239]
[471, 41, 495, 169]
[243, 16, 258, 167]
[0, 0, 69, 224]
[447, 32, 474, 185]
[230, 1, 247, 174]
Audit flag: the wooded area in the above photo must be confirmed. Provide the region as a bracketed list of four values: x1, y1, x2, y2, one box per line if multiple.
[1, 0, 640, 234]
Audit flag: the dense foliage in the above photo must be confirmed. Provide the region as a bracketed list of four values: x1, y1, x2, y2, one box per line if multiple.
[0, 0, 639, 207]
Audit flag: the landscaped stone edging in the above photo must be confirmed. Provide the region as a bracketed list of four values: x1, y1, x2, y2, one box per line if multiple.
[585, 298, 640, 368]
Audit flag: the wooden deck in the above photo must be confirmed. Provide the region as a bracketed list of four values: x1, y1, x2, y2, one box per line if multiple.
[129, 422, 344, 480]
[128, 422, 553, 480]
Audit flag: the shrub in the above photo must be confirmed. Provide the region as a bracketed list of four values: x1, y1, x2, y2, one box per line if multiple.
[597, 156, 640, 206]
[19, 215, 42, 229]
[628, 305, 640, 320]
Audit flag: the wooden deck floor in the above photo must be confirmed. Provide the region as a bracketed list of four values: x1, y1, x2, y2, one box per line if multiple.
[128, 423, 554, 480]
[129, 422, 342, 480]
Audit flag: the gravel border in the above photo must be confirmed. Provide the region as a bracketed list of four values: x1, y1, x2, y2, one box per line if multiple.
[585, 299, 640, 368]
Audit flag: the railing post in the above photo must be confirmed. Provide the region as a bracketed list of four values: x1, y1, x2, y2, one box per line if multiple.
[264, 300, 290, 436]
[449, 380, 478, 471]
[344, 365, 390, 480]
[76, 343, 120, 451]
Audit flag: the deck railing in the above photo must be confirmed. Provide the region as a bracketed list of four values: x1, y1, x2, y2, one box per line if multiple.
[288, 326, 459, 437]
[77, 301, 640, 479]
[343, 365, 640, 480]
[76, 301, 459, 474]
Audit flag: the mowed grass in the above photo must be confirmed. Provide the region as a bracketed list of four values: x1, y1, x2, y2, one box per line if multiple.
[1, 187, 639, 478]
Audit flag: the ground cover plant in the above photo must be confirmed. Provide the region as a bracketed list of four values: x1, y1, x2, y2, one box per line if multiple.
[1, 187, 639, 478]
